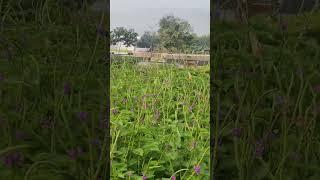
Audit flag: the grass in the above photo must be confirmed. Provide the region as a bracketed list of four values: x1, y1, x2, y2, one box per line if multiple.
[110, 57, 210, 179]
[0, 1, 108, 179]
[211, 11, 320, 179]
[2, 0, 320, 179]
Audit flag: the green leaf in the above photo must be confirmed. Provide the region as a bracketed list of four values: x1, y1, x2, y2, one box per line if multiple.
[132, 148, 144, 156]
[165, 151, 178, 160]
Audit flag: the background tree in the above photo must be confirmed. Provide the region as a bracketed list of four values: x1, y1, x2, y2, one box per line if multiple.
[123, 29, 138, 47]
[110, 27, 126, 46]
[137, 31, 153, 48]
[191, 34, 210, 53]
[158, 15, 194, 53]
[136, 31, 160, 51]
[111, 27, 138, 52]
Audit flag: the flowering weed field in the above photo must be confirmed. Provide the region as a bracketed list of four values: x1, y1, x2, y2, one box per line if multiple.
[111, 58, 210, 179]
[0, 3, 108, 179]
[211, 12, 320, 179]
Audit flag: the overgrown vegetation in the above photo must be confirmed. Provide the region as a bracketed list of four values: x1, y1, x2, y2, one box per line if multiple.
[0, 1, 108, 179]
[212, 11, 320, 179]
[111, 56, 210, 179]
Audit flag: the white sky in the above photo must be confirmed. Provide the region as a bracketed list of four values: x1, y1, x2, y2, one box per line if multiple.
[111, 0, 210, 11]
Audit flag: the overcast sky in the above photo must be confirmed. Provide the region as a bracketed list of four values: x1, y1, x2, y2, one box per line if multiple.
[110, 0, 210, 36]
[111, 0, 209, 10]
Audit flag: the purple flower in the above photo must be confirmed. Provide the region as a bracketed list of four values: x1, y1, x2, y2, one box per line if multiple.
[0, 73, 5, 82]
[194, 165, 200, 175]
[191, 140, 197, 149]
[122, 98, 128, 104]
[215, 0, 220, 18]
[312, 85, 320, 93]
[96, 25, 106, 37]
[66, 146, 83, 160]
[66, 149, 77, 159]
[142, 175, 147, 180]
[15, 130, 28, 141]
[63, 82, 71, 95]
[275, 95, 285, 105]
[214, 10, 221, 19]
[2, 152, 24, 168]
[111, 108, 119, 115]
[254, 141, 265, 158]
[189, 103, 195, 112]
[165, 144, 172, 151]
[212, 138, 222, 148]
[171, 175, 176, 180]
[280, 19, 288, 31]
[76, 111, 88, 122]
[40, 119, 54, 129]
[231, 127, 242, 138]
[90, 138, 101, 147]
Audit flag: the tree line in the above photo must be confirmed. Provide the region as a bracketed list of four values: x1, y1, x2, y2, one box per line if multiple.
[111, 15, 210, 54]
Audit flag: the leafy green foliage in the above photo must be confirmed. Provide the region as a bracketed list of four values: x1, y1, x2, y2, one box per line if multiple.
[211, 11, 320, 179]
[0, 2, 108, 180]
[158, 15, 195, 53]
[111, 27, 138, 47]
[190, 35, 210, 53]
[111, 60, 210, 179]
[136, 31, 159, 49]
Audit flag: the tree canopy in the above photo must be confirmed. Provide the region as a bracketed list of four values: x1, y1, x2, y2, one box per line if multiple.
[136, 31, 153, 48]
[111, 27, 138, 47]
[158, 15, 194, 53]
[191, 35, 210, 53]
[136, 31, 160, 50]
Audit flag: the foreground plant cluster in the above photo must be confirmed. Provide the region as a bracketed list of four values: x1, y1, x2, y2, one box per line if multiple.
[211, 12, 320, 179]
[110, 58, 210, 179]
[0, 3, 108, 180]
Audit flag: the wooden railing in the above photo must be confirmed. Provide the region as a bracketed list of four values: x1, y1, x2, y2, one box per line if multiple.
[133, 52, 210, 62]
